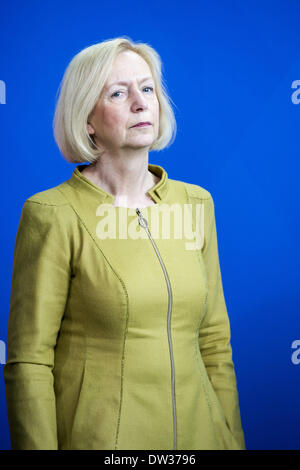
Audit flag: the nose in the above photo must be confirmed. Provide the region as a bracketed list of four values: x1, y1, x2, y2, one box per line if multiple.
[130, 86, 148, 112]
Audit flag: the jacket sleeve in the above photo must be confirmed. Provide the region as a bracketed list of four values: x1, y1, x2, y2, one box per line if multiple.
[199, 194, 246, 450]
[3, 199, 72, 450]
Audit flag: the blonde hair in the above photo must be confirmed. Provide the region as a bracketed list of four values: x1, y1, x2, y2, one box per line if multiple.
[53, 36, 177, 163]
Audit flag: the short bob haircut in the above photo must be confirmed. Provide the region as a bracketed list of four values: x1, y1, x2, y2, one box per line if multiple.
[53, 36, 177, 164]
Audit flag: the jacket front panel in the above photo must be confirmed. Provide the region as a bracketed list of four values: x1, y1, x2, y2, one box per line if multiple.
[4, 163, 246, 450]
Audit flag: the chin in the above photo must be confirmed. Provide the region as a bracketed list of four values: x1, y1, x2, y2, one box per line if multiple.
[130, 137, 155, 146]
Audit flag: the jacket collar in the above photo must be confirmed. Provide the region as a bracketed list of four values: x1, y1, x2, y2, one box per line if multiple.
[66, 163, 169, 204]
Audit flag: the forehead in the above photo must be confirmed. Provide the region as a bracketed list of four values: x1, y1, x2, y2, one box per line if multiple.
[105, 50, 153, 87]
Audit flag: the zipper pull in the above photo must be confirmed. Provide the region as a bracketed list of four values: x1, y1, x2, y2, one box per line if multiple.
[136, 208, 148, 229]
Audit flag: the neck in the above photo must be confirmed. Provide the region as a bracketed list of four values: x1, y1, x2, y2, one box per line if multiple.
[82, 150, 158, 207]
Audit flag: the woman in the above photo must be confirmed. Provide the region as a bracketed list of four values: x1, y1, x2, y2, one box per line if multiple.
[3, 36, 246, 450]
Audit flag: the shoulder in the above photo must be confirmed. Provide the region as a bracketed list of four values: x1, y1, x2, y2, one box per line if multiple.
[18, 183, 75, 233]
[25, 183, 69, 207]
[168, 178, 216, 230]
[168, 177, 212, 201]
[14, 186, 75, 255]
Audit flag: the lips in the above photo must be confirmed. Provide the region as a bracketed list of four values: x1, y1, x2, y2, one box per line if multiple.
[131, 122, 151, 127]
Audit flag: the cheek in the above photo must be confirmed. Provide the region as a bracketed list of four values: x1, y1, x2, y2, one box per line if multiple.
[103, 107, 126, 131]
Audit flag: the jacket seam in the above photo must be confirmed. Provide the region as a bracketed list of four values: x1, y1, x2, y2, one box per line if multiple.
[182, 182, 211, 202]
[189, 196, 211, 200]
[184, 184, 217, 444]
[25, 199, 69, 207]
[187, 194, 211, 201]
[55, 187, 129, 450]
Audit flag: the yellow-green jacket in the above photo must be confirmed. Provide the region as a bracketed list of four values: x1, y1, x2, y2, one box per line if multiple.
[3, 163, 246, 450]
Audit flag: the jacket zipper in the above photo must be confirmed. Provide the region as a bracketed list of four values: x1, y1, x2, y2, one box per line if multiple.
[136, 207, 177, 450]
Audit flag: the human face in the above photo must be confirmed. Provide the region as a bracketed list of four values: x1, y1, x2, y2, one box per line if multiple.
[87, 50, 159, 153]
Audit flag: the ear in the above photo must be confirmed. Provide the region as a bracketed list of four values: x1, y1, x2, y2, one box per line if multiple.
[87, 123, 95, 135]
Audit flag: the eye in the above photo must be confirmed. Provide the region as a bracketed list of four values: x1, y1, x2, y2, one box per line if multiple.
[111, 86, 154, 98]
[111, 91, 123, 98]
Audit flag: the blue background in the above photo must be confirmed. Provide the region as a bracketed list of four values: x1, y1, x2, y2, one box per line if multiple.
[1, 0, 299, 450]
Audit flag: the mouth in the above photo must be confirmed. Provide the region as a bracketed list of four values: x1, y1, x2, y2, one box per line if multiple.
[131, 122, 152, 128]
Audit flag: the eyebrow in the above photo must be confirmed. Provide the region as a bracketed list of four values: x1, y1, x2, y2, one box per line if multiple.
[107, 76, 154, 88]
